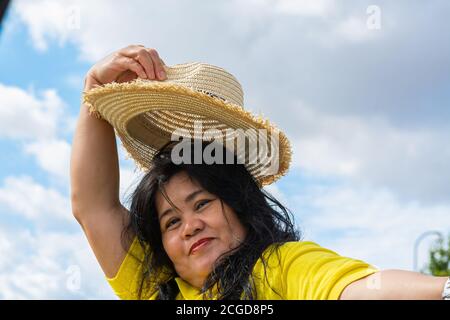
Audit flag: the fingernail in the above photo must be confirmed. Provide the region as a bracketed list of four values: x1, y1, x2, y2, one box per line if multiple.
[159, 71, 166, 80]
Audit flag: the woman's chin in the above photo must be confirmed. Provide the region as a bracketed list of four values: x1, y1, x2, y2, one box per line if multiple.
[193, 258, 215, 275]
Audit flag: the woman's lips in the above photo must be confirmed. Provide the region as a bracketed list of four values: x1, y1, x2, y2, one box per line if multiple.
[190, 238, 214, 255]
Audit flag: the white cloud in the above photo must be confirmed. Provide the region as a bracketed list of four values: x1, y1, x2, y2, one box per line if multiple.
[13, 0, 72, 51]
[274, 0, 335, 17]
[24, 139, 71, 182]
[14, 0, 165, 61]
[0, 82, 75, 185]
[238, 0, 335, 17]
[0, 175, 71, 223]
[0, 83, 64, 140]
[0, 226, 115, 299]
[334, 16, 374, 42]
[12, 0, 371, 63]
[286, 101, 450, 205]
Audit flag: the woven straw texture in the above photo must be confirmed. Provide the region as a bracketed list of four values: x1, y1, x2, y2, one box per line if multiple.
[82, 62, 292, 186]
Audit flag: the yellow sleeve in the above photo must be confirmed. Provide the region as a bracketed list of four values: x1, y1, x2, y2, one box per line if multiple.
[280, 241, 379, 300]
[105, 236, 159, 300]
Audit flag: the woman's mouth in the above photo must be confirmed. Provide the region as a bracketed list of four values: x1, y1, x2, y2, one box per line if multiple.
[190, 238, 214, 255]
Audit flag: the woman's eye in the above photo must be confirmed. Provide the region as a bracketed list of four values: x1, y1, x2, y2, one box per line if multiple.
[166, 218, 179, 229]
[196, 199, 211, 210]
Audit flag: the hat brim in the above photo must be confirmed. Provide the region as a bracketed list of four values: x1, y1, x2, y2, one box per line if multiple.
[83, 79, 292, 186]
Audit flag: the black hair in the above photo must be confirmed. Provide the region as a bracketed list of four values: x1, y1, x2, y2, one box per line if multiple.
[122, 139, 301, 299]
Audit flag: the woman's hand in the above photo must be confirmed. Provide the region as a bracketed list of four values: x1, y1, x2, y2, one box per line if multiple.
[84, 44, 167, 91]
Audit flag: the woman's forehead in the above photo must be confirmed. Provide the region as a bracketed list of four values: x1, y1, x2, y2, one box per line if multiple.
[155, 172, 203, 207]
[162, 172, 199, 192]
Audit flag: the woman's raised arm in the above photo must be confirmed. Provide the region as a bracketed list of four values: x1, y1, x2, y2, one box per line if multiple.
[69, 45, 166, 278]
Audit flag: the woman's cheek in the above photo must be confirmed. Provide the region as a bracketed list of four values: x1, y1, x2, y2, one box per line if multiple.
[162, 232, 181, 260]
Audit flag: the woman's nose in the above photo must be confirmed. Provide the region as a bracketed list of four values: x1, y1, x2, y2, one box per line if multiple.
[182, 215, 205, 238]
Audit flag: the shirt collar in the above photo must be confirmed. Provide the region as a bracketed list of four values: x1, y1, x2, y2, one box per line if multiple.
[174, 277, 219, 300]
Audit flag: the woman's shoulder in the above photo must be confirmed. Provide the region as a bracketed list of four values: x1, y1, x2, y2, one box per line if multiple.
[261, 240, 346, 267]
[256, 241, 378, 300]
[265, 240, 328, 255]
[276, 240, 323, 249]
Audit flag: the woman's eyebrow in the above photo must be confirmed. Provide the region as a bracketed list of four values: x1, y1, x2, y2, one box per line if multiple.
[184, 189, 204, 203]
[158, 189, 205, 220]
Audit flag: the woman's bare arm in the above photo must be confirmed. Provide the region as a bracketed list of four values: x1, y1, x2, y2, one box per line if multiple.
[339, 269, 448, 300]
[70, 90, 130, 278]
[70, 45, 166, 278]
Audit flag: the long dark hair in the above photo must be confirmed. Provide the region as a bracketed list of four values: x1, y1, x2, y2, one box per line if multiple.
[122, 139, 300, 299]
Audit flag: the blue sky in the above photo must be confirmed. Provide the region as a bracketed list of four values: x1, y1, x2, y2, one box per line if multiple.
[0, 0, 449, 299]
[0, 22, 81, 180]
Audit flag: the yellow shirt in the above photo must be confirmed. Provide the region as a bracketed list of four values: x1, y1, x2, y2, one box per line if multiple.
[106, 237, 379, 300]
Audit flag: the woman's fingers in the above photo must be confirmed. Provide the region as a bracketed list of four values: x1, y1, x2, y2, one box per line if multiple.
[134, 48, 156, 79]
[146, 48, 167, 80]
[115, 55, 147, 79]
[118, 45, 166, 80]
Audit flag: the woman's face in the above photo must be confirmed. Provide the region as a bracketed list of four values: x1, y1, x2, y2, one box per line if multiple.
[155, 171, 247, 289]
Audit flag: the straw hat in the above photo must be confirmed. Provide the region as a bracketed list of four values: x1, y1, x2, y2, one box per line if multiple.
[82, 62, 292, 186]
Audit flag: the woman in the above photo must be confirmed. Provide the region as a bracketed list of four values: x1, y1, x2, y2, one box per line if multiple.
[70, 45, 449, 300]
